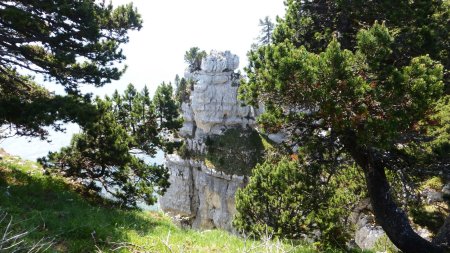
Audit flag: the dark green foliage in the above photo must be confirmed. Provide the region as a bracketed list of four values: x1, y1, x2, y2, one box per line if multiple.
[0, 76, 97, 139]
[179, 127, 268, 176]
[274, 0, 449, 91]
[176, 77, 189, 103]
[274, 0, 449, 67]
[242, 24, 444, 149]
[417, 96, 450, 161]
[234, 157, 365, 248]
[153, 82, 182, 129]
[175, 77, 195, 104]
[0, 0, 142, 139]
[39, 84, 182, 207]
[204, 128, 267, 176]
[153, 82, 183, 153]
[184, 47, 207, 72]
[111, 84, 176, 155]
[239, 1, 449, 251]
[257, 16, 275, 45]
[0, 0, 142, 91]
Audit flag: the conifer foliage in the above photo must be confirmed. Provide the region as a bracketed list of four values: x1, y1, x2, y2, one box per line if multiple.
[257, 16, 274, 45]
[40, 84, 182, 207]
[184, 47, 207, 72]
[234, 158, 365, 247]
[238, 0, 449, 251]
[0, 0, 142, 139]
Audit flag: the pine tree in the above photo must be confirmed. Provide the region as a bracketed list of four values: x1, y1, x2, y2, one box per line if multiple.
[239, 1, 450, 250]
[0, 0, 142, 139]
[40, 84, 182, 207]
[184, 47, 207, 72]
[153, 82, 182, 131]
[257, 16, 274, 45]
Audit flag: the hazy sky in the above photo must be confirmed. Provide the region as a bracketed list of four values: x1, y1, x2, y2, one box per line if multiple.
[85, 0, 286, 96]
[1, 1, 286, 160]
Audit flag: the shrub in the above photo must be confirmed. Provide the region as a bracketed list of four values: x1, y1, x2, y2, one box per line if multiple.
[234, 157, 365, 249]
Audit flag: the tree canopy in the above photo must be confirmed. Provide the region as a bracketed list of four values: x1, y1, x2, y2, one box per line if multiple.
[184, 47, 207, 72]
[0, 0, 142, 138]
[40, 83, 182, 207]
[239, 0, 449, 252]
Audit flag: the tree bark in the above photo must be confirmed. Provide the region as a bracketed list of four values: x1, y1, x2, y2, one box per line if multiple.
[434, 215, 450, 249]
[343, 135, 445, 253]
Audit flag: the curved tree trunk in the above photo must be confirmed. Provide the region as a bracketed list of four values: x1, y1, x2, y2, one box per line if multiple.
[343, 136, 445, 253]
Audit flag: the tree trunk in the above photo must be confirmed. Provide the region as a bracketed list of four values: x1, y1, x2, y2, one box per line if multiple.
[434, 215, 450, 248]
[343, 136, 445, 253]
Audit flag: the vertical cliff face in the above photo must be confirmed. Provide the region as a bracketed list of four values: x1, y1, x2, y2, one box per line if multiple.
[160, 51, 260, 231]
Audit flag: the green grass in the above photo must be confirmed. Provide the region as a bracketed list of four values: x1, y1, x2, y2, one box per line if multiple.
[0, 154, 330, 253]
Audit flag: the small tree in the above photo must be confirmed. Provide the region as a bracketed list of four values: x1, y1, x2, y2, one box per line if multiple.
[257, 16, 275, 45]
[184, 47, 207, 72]
[175, 77, 196, 105]
[234, 157, 365, 248]
[153, 82, 183, 133]
[40, 84, 182, 207]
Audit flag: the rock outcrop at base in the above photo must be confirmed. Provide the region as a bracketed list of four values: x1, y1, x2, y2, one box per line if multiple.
[160, 51, 259, 231]
[160, 155, 246, 231]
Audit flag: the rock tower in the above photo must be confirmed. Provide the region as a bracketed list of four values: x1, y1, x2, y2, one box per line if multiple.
[160, 51, 261, 231]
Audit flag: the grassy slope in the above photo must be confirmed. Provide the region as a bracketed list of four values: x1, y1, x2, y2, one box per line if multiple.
[0, 155, 324, 253]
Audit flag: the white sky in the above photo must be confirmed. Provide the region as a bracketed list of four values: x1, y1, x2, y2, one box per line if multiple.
[1, 0, 286, 160]
[84, 0, 286, 96]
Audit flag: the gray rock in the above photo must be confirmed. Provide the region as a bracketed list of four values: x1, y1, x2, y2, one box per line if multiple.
[180, 51, 257, 140]
[351, 199, 433, 251]
[201, 51, 239, 73]
[160, 51, 254, 231]
[267, 132, 287, 144]
[354, 220, 385, 250]
[160, 154, 246, 231]
[422, 188, 444, 204]
[442, 183, 450, 197]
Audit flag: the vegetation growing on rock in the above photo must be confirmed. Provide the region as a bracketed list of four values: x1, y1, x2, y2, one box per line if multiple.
[178, 127, 274, 176]
[203, 127, 270, 176]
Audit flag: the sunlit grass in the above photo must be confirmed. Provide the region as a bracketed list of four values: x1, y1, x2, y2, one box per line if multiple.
[0, 155, 321, 252]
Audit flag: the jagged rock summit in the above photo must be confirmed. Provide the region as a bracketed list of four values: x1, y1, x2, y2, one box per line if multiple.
[201, 50, 239, 73]
[160, 50, 259, 231]
[180, 50, 257, 140]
